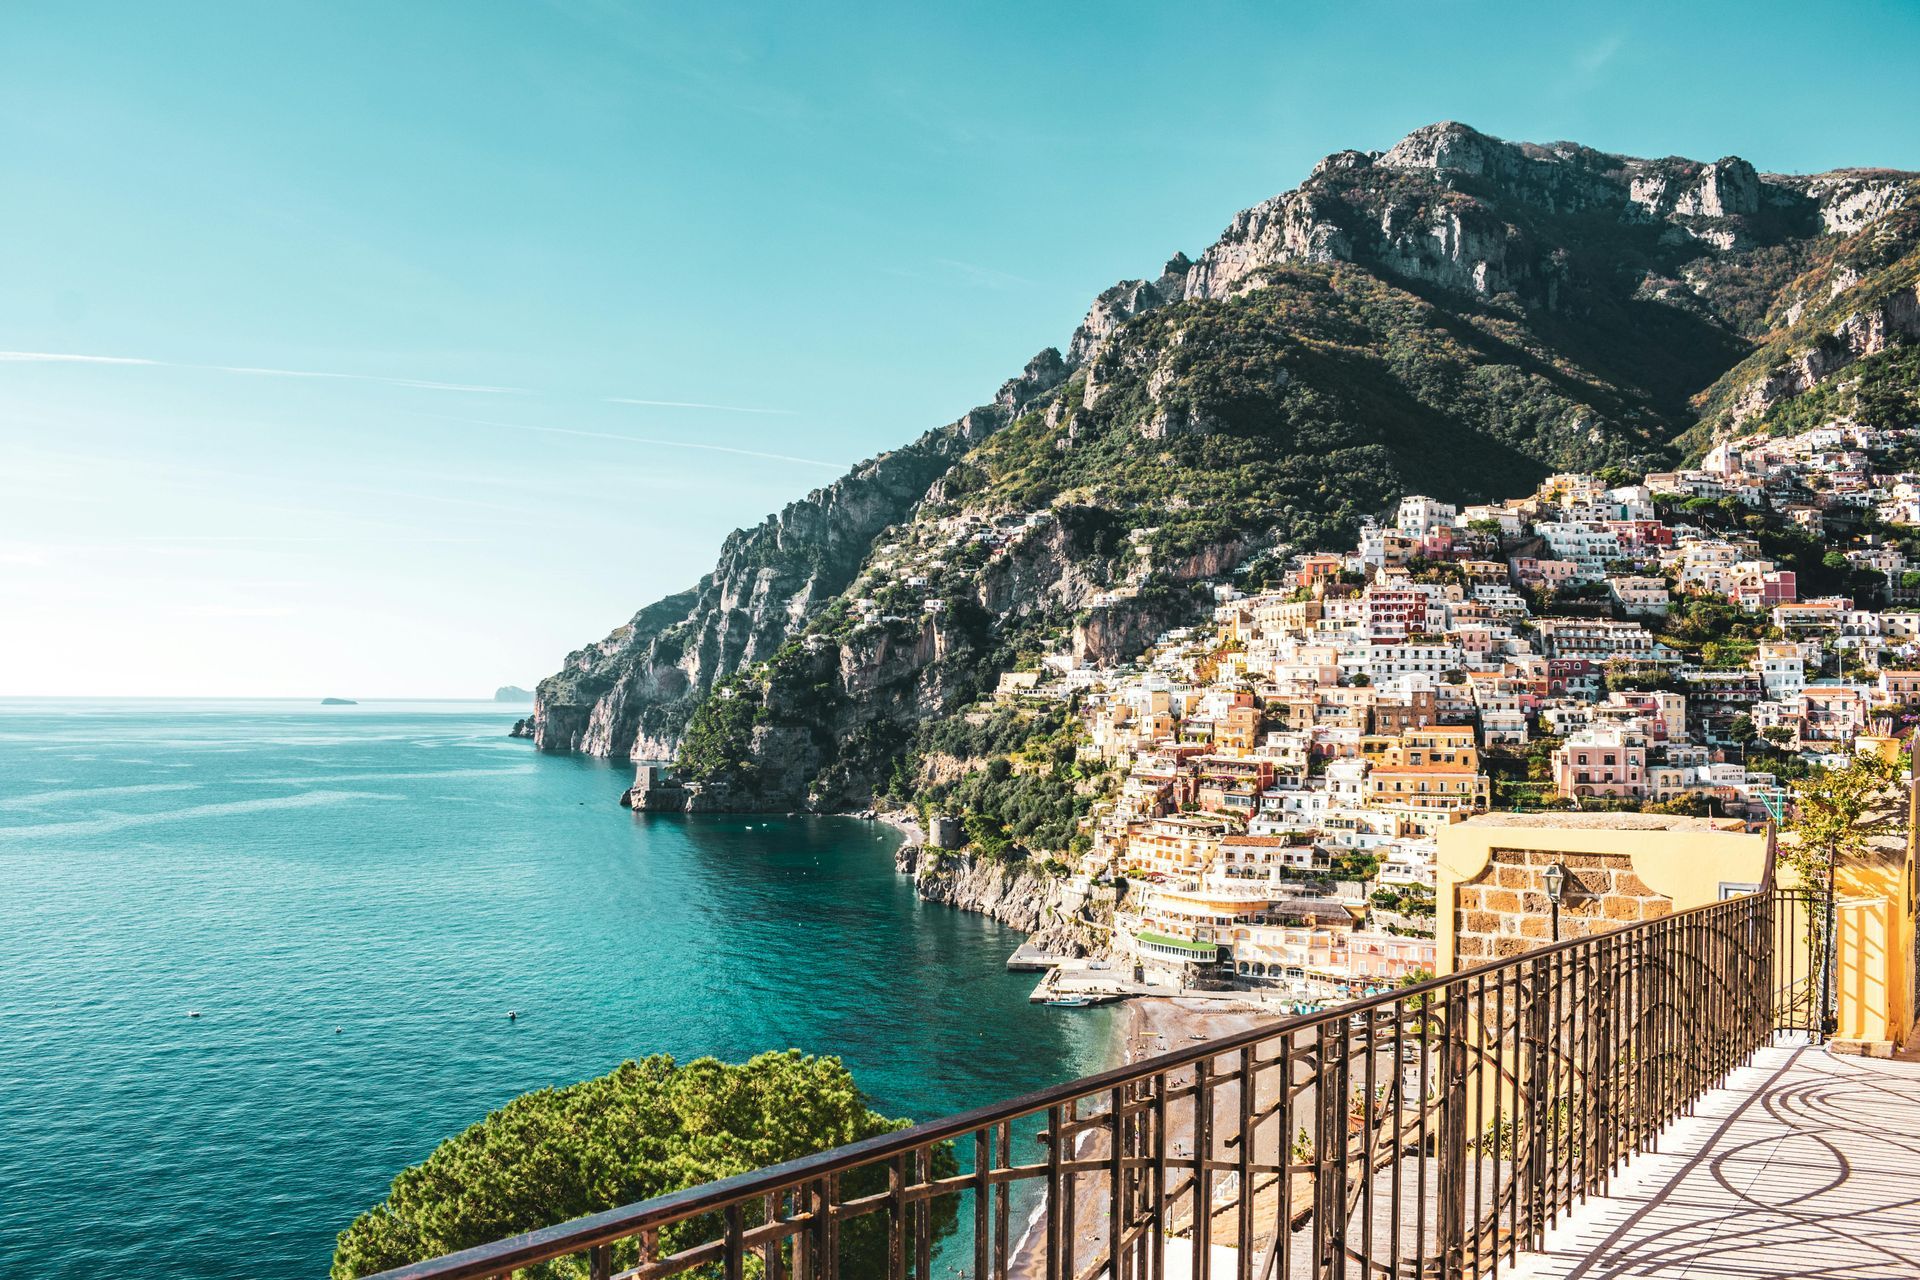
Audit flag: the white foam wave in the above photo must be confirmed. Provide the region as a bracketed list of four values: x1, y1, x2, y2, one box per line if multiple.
[0, 782, 204, 812]
[0, 789, 399, 841]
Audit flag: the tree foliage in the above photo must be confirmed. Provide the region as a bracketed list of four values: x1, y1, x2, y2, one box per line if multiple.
[333, 1052, 954, 1280]
[1781, 753, 1905, 890]
[675, 681, 763, 784]
[898, 705, 1108, 856]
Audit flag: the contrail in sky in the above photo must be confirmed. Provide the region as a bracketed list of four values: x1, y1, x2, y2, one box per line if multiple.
[1, 350, 801, 413]
[0, 349, 525, 395]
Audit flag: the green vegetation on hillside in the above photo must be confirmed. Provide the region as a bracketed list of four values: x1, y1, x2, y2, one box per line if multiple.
[1751, 345, 1920, 438]
[969, 265, 1680, 567]
[676, 677, 764, 785]
[894, 704, 1111, 857]
[1684, 188, 1920, 451]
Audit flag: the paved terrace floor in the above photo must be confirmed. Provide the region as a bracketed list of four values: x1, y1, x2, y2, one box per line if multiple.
[1511, 1035, 1920, 1280]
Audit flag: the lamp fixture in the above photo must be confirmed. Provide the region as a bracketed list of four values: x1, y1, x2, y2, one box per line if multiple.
[1542, 860, 1570, 942]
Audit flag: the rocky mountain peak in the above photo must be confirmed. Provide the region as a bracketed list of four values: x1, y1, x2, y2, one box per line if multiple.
[994, 348, 1070, 415]
[1376, 120, 1515, 175]
[1309, 148, 1377, 178]
[1066, 253, 1196, 365]
[1626, 154, 1761, 221]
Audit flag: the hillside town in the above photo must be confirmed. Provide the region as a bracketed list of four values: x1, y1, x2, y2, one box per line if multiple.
[946, 422, 1920, 1004]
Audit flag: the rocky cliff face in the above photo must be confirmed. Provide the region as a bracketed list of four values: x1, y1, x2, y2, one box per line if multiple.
[533, 354, 1067, 759]
[1726, 281, 1920, 423]
[895, 844, 1110, 956]
[1684, 175, 1920, 443]
[536, 121, 1920, 807]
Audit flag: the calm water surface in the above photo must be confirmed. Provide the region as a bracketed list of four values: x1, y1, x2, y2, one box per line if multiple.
[0, 700, 1113, 1278]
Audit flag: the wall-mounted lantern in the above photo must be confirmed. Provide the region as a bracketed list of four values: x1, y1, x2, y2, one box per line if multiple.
[1542, 860, 1570, 941]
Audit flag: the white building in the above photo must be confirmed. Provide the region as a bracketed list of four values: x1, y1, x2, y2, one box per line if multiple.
[1395, 495, 1457, 538]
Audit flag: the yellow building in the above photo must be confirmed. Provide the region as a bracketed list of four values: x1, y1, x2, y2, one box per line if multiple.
[1434, 813, 1771, 972]
[1123, 815, 1230, 878]
[1364, 725, 1489, 815]
[1435, 803, 1918, 1055]
[1807, 764, 1919, 1055]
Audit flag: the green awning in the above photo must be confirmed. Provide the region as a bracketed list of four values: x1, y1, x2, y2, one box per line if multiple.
[1137, 930, 1219, 955]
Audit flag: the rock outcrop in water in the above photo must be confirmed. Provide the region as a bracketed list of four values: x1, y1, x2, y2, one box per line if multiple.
[532, 120, 1920, 818]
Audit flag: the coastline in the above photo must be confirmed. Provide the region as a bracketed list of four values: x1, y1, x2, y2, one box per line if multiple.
[873, 806, 925, 849]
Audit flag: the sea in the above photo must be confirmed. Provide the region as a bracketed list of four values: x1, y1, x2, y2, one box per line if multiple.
[0, 699, 1116, 1278]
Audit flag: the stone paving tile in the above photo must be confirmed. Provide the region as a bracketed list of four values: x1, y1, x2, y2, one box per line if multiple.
[1508, 1040, 1920, 1280]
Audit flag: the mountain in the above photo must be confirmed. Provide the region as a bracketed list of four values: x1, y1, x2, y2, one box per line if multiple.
[531, 121, 1920, 811]
[494, 686, 534, 703]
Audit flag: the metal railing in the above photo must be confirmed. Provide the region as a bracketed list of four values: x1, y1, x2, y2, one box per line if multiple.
[370, 886, 1823, 1280]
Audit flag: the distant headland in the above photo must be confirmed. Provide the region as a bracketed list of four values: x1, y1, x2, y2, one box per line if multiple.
[494, 686, 534, 703]
[320, 697, 358, 706]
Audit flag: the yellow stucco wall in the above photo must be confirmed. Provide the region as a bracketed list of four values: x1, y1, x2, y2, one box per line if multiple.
[1436, 814, 1771, 975]
[1826, 777, 1918, 1049]
[1437, 795, 1916, 1052]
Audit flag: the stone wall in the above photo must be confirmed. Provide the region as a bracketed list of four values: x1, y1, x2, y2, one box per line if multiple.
[1453, 846, 1673, 965]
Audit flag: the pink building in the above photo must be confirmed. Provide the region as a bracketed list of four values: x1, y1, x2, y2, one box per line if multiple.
[1552, 732, 1650, 799]
[1731, 570, 1797, 609]
[1341, 932, 1438, 985]
[1512, 557, 1579, 589]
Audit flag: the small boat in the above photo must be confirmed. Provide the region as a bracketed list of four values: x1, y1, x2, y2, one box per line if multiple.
[1044, 996, 1094, 1008]
[186, 1010, 201, 1018]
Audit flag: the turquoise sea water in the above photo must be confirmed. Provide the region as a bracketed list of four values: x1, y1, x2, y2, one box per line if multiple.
[0, 700, 1114, 1278]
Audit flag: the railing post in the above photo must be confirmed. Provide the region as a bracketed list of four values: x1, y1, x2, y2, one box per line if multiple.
[1436, 983, 1471, 1280]
[888, 1155, 906, 1280]
[914, 1146, 932, 1280]
[1309, 1024, 1335, 1279]
[1235, 1051, 1255, 1280]
[1110, 1085, 1130, 1280]
[1521, 956, 1551, 1252]
[995, 1126, 1011, 1280]
[1194, 1057, 1215, 1280]
[1144, 1082, 1159, 1280]
[1819, 880, 1839, 1043]
[974, 1131, 991, 1280]
[726, 1202, 745, 1280]
[1045, 1107, 1064, 1280]
[1592, 933, 1617, 1192]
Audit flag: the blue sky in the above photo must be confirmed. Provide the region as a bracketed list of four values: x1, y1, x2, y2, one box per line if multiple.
[4, 1, 1918, 697]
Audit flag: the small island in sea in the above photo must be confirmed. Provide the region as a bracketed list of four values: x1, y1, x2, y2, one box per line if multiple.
[319, 697, 357, 705]
[493, 685, 533, 703]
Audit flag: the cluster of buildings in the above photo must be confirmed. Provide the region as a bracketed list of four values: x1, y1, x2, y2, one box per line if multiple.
[843, 510, 1056, 625]
[987, 422, 1920, 1002]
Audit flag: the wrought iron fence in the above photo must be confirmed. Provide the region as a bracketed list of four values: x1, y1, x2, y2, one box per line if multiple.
[370, 886, 1823, 1280]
